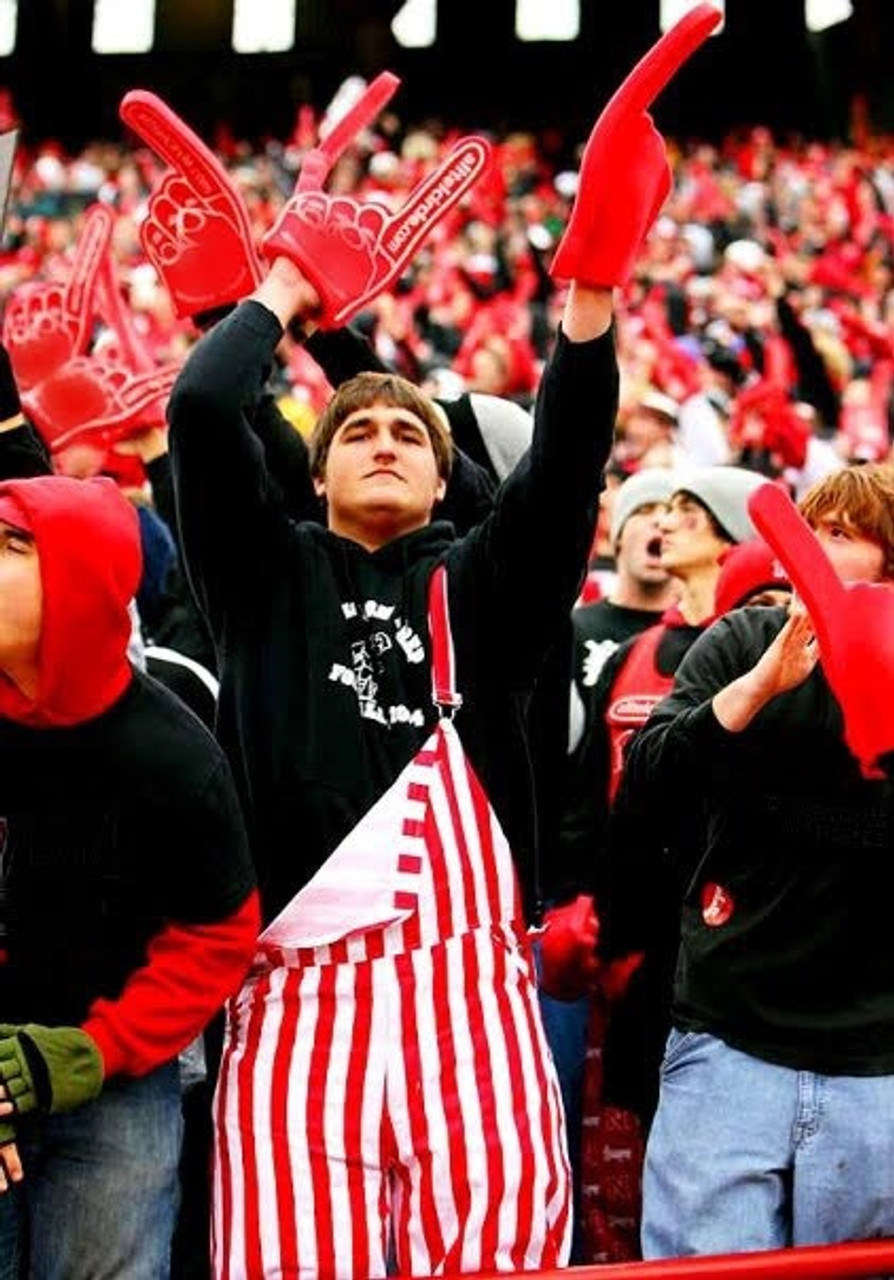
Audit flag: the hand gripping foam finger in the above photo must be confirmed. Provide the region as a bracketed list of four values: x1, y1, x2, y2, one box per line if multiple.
[749, 483, 894, 772]
[119, 90, 263, 319]
[539, 893, 601, 1001]
[1, 202, 114, 390]
[550, 2, 722, 289]
[262, 135, 493, 329]
[24, 357, 179, 453]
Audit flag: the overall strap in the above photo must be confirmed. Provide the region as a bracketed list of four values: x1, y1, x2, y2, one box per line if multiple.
[427, 563, 463, 717]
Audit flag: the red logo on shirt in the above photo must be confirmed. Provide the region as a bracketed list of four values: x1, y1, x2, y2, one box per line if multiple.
[701, 881, 734, 927]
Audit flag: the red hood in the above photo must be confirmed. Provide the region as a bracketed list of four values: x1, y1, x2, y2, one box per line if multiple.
[0, 475, 141, 726]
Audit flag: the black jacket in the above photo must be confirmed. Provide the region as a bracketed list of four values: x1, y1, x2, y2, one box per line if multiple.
[168, 300, 618, 923]
[622, 605, 894, 1075]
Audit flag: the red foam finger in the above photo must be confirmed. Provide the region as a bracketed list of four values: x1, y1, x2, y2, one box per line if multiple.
[64, 203, 114, 322]
[120, 91, 259, 263]
[120, 91, 235, 204]
[316, 71, 400, 168]
[748, 483, 845, 652]
[97, 255, 155, 374]
[601, 2, 722, 124]
[295, 72, 401, 194]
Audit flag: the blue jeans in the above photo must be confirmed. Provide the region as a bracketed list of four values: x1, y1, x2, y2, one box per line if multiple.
[643, 1028, 894, 1258]
[0, 1060, 183, 1280]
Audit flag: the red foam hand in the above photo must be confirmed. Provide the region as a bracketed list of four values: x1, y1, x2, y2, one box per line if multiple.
[263, 136, 492, 329]
[96, 252, 156, 375]
[119, 90, 263, 320]
[550, 3, 721, 289]
[23, 357, 178, 453]
[749, 483, 894, 774]
[539, 894, 601, 1001]
[295, 71, 400, 196]
[2, 203, 113, 390]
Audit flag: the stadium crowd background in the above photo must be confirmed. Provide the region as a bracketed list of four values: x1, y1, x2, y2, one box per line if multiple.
[0, 71, 892, 521]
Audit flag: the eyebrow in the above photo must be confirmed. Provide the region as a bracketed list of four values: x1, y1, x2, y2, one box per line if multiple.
[340, 413, 428, 434]
[0, 522, 34, 543]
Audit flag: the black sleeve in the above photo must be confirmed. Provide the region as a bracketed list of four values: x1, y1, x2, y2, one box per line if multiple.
[449, 325, 619, 691]
[618, 617, 758, 821]
[157, 755, 257, 924]
[303, 326, 390, 384]
[250, 393, 322, 522]
[167, 301, 296, 634]
[0, 420, 53, 479]
[557, 643, 628, 904]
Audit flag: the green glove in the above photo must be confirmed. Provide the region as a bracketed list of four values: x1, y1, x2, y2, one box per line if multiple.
[0, 1024, 104, 1115]
[0, 1118, 15, 1146]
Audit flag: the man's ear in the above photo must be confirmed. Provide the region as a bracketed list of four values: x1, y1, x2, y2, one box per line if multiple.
[435, 476, 447, 504]
[313, 475, 326, 498]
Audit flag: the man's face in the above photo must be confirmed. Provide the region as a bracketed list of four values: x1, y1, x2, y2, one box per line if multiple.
[617, 501, 670, 586]
[809, 509, 887, 583]
[314, 403, 446, 549]
[0, 520, 42, 672]
[658, 493, 730, 580]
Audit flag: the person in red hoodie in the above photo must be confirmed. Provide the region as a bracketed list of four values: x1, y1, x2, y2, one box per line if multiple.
[0, 471, 259, 1278]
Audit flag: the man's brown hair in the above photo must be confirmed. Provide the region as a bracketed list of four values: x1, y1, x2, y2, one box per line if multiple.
[309, 372, 454, 482]
[799, 462, 894, 579]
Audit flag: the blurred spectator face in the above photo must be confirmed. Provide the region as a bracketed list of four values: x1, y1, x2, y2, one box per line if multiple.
[468, 344, 510, 396]
[618, 404, 675, 465]
[617, 501, 671, 587]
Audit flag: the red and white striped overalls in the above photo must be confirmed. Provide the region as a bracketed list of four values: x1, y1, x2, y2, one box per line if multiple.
[212, 566, 571, 1278]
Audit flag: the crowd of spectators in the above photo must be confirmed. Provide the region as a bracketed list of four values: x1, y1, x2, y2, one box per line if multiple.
[1, 85, 893, 495]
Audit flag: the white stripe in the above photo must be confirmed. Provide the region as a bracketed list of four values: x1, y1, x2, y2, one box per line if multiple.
[286, 967, 322, 1276]
[253, 968, 287, 1277]
[327, 963, 358, 1277]
[444, 936, 489, 1272]
[473, 933, 524, 1262]
[143, 644, 220, 697]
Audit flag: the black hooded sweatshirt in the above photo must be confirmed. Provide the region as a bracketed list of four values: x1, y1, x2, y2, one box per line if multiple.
[168, 300, 618, 924]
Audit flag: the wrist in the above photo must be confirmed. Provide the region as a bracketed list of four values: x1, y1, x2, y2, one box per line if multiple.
[712, 671, 771, 733]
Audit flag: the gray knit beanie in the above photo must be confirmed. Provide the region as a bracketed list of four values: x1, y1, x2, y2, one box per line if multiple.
[609, 467, 677, 545]
[672, 465, 767, 544]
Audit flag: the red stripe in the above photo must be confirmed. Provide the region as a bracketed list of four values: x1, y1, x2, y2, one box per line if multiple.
[344, 964, 374, 1279]
[270, 969, 302, 1277]
[415, 748, 438, 766]
[212, 1004, 238, 1280]
[467, 758, 504, 922]
[402, 817, 425, 838]
[236, 972, 270, 1279]
[520, 977, 568, 1269]
[423, 784, 455, 940]
[329, 939, 349, 965]
[438, 739, 481, 930]
[364, 929, 386, 961]
[427, 565, 455, 704]
[306, 964, 339, 1277]
[430, 941, 471, 1270]
[517, 955, 571, 1266]
[393, 890, 418, 911]
[389, 1119, 413, 1273]
[407, 781, 429, 803]
[395, 951, 444, 1266]
[398, 852, 422, 874]
[491, 942, 536, 1269]
[444, 932, 503, 1271]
